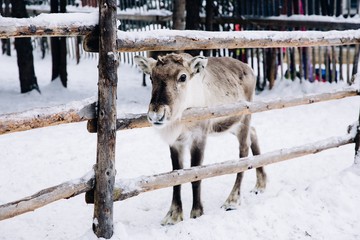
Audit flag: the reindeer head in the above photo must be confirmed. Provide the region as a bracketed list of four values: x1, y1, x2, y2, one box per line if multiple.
[134, 53, 208, 127]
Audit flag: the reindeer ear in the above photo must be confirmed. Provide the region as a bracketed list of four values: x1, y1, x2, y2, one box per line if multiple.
[189, 56, 208, 74]
[134, 55, 157, 75]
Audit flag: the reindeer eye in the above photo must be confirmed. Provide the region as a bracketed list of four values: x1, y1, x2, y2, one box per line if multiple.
[150, 76, 153, 83]
[179, 74, 187, 82]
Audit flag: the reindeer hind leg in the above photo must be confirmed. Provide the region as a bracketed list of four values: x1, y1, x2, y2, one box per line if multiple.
[250, 127, 267, 194]
[222, 116, 251, 210]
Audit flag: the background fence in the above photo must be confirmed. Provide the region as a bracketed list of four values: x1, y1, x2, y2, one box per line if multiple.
[3, 0, 360, 90]
[110, 0, 360, 89]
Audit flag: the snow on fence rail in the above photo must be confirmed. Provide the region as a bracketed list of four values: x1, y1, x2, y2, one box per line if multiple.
[2, 13, 360, 51]
[0, 126, 357, 221]
[0, 13, 97, 38]
[0, 88, 358, 135]
[107, 29, 360, 52]
[0, 98, 96, 135]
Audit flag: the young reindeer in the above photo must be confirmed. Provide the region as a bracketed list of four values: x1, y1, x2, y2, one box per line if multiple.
[134, 53, 267, 225]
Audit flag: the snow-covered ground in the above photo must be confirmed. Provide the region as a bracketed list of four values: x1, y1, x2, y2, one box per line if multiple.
[0, 48, 359, 240]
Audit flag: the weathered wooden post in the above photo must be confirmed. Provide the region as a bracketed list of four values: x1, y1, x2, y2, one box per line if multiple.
[92, 0, 117, 238]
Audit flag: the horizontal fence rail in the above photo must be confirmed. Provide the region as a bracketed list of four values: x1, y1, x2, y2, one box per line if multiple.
[1, 128, 357, 220]
[0, 98, 96, 135]
[1, 88, 357, 135]
[109, 29, 360, 52]
[0, 13, 97, 38]
[0, 171, 94, 221]
[111, 132, 356, 202]
[89, 88, 359, 132]
[3, 13, 360, 41]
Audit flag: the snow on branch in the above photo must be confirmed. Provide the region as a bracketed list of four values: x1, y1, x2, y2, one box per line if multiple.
[111, 132, 356, 202]
[1, 88, 357, 135]
[0, 98, 96, 135]
[0, 12, 98, 38]
[0, 170, 94, 221]
[112, 29, 360, 52]
[97, 88, 359, 133]
[1, 128, 357, 218]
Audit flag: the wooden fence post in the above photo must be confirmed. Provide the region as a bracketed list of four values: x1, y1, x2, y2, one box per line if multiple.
[92, 0, 118, 238]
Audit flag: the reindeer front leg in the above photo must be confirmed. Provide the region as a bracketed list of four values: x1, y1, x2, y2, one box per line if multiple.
[190, 137, 207, 219]
[161, 145, 184, 225]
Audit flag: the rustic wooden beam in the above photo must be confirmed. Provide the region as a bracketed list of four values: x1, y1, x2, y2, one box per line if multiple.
[97, 29, 360, 53]
[86, 88, 359, 133]
[111, 133, 355, 201]
[0, 98, 96, 135]
[0, 171, 94, 221]
[91, 0, 118, 238]
[0, 13, 97, 39]
[0, 24, 95, 38]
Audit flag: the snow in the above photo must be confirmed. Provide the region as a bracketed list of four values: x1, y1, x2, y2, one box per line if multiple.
[0, 46, 360, 240]
[26, 4, 172, 17]
[117, 28, 360, 43]
[0, 12, 98, 28]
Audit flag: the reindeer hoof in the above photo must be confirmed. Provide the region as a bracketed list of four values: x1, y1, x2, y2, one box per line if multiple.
[251, 180, 266, 195]
[221, 200, 239, 211]
[222, 190, 241, 211]
[190, 207, 204, 219]
[161, 209, 183, 225]
[250, 186, 265, 195]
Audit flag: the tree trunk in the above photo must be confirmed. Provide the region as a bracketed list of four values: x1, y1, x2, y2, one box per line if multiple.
[266, 49, 277, 89]
[50, 0, 67, 87]
[204, 0, 214, 57]
[185, 0, 202, 56]
[11, 0, 40, 94]
[172, 0, 186, 30]
[2, 0, 11, 56]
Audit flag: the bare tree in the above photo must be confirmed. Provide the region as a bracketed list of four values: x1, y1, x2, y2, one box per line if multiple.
[185, 0, 202, 56]
[172, 0, 186, 30]
[50, 0, 67, 87]
[11, 0, 40, 93]
[1, 0, 11, 56]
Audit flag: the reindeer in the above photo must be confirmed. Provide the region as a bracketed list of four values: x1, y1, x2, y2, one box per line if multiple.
[134, 53, 267, 225]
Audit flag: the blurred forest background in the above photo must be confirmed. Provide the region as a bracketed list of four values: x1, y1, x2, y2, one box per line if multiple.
[1, 0, 360, 93]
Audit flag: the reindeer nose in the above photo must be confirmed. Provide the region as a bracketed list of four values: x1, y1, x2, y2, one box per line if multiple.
[148, 108, 166, 126]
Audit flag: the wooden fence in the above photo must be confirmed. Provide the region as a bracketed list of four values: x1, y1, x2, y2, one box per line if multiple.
[0, 9, 360, 239]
